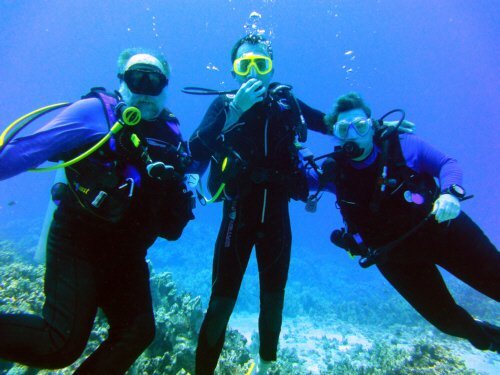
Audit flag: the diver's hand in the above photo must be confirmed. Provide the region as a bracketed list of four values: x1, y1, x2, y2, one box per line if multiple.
[232, 78, 266, 113]
[319, 157, 337, 184]
[432, 193, 460, 223]
[385, 120, 415, 133]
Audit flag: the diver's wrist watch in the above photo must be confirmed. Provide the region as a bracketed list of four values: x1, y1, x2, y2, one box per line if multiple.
[444, 184, 466, 199]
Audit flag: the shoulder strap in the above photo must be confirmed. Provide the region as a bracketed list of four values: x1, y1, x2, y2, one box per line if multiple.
[159, 109, 183, 141]
[269, 83, 307, 142]
[81, 87, 120, 130]
[369, 133, 410, 213]
[160, 108, 179, 123]
[369, 133, 397, 213]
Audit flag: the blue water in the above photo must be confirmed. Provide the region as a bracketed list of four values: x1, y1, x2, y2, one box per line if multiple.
[0, 0, 498, 373]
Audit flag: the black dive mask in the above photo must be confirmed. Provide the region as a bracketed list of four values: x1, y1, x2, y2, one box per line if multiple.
[120, 65, 168, 96]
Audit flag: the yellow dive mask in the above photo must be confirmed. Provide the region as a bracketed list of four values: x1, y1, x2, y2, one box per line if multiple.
[233, 54, 273, 76]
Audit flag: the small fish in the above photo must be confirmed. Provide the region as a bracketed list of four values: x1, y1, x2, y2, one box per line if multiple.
[7, 201, 17, 206]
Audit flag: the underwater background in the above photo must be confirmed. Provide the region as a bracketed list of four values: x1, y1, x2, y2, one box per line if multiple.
[0, 0, 498, 374]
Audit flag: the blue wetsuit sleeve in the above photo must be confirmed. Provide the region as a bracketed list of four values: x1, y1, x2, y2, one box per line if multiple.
[188, 96, 227, 161]
[0, 98, 108, 180]
[400, 133, 463, 191]
[297, 99, 328, 134]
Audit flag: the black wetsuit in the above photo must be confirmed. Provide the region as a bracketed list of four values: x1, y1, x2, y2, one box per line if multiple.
[376, 212, 499, 349]
[189, 90, 326, 374]
[330, 134, 500, 350]
[0, 97, 193, 373]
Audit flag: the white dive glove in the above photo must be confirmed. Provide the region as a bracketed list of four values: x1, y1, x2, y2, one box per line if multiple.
[432, 193, 461, 223]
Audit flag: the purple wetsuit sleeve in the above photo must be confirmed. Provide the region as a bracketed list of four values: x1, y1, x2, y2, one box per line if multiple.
[399, 133, 463, 191]
[305, 166, 337, 194]
[0, 98, 108, 180]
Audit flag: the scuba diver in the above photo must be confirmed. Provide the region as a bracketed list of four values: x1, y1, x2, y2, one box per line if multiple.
[188, 34, 329, 375]
[308, 92, 500, 353]
[0, 49, 195, 373]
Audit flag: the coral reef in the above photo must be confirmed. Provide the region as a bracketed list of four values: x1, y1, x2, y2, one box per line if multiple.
[402, 342, 477, 375]
[0, 242, 251, 374]
[0, 239, 490, 375]
[311, 338, 478, 374]
[0, 242, 44, 315]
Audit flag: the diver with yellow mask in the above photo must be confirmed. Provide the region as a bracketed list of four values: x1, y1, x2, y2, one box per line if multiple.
[0, 49, 195, 373]
[188, 34, 329, 375]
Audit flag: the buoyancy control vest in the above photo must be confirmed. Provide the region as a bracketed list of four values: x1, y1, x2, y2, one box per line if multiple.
[207, 83, 309, 201]
[58, 88, 194, 240]
[335, 133, 439, 248]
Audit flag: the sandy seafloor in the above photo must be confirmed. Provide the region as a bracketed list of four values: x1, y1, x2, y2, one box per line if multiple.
[230, 312, 499, 374]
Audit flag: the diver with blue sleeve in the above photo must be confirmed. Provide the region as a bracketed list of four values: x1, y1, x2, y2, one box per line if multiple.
[307, 92, 499, 353]
[0, 49, 195, 373]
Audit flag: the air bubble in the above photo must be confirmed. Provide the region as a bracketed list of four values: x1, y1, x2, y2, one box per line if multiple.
[206, 63, 220, 72]
[244, 11, 265, 36]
